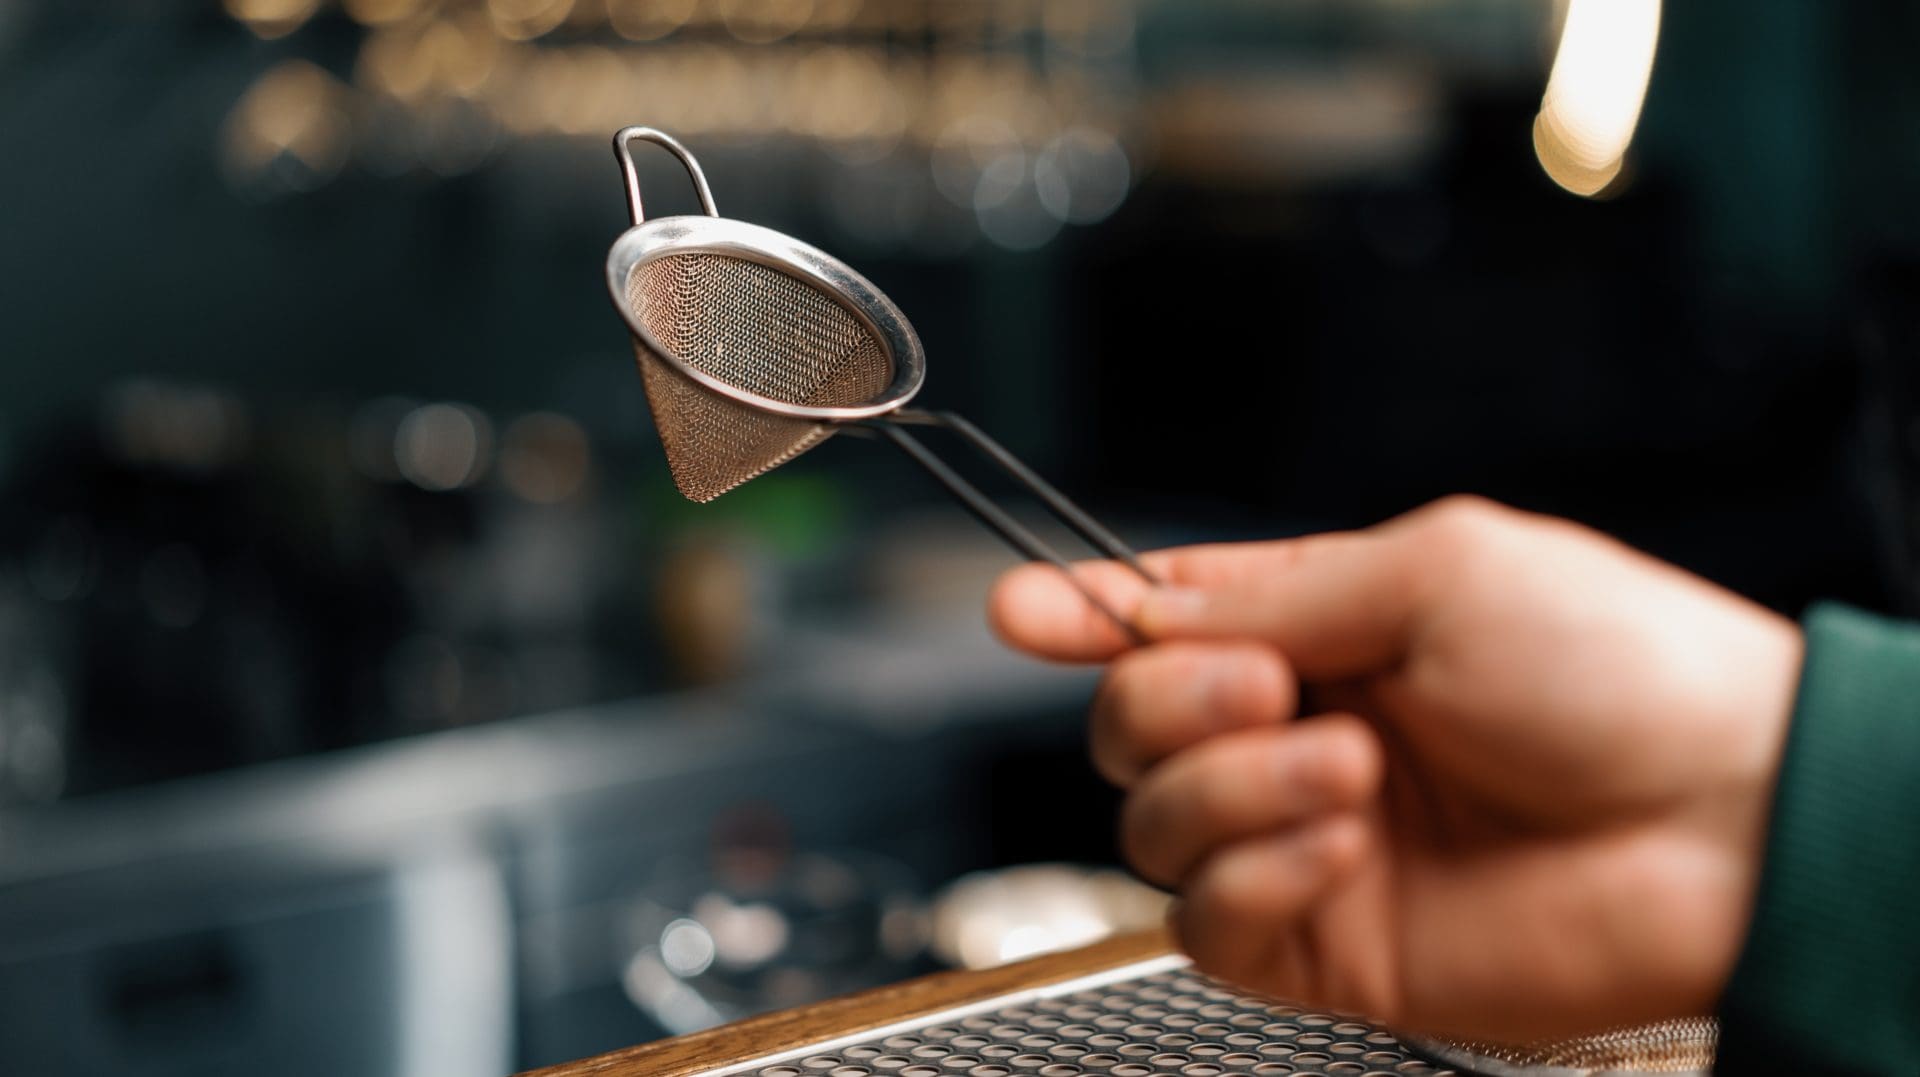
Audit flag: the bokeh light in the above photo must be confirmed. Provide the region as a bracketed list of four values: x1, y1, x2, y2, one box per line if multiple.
[1534, 0, 1662, 197]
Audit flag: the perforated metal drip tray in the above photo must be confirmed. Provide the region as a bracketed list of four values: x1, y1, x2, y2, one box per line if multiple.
[699, 956, 1714, 1077]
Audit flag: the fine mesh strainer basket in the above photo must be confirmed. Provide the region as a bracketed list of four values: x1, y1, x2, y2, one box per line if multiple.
[602, 127, 1719, 1076]
[605, 127, 1157, 627]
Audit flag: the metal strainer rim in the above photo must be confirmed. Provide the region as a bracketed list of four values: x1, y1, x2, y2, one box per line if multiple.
[605, 213, 926, 422]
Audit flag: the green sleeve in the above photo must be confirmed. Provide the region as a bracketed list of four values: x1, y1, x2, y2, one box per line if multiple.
[1716, 603, 1920, 1074]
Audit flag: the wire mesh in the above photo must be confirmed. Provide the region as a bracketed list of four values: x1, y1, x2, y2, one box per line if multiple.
[1408, 1019, 1717, 1074]
[627, 251, 894, 502]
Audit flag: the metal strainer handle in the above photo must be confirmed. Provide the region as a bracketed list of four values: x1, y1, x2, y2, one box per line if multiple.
[864, 410, 1160, 643]
[896, 411, 1157, 581]
[614, 126, 719, 226]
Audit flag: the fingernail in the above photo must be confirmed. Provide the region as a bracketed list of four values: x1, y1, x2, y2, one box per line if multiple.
[1138, 587, 1207, 632]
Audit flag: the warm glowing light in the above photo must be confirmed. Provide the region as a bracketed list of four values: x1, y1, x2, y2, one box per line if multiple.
[791, 47, 907, 151]
[224, 0, 318, 39]
[810, 0, 864, 32]
[1534, 0, 1660, 197]
[718, 0, 814, 44]
[487, 0, 573, 42]
[609, 0, 697, 41]
[358, 15, 500, 102]
[342, 0, 425, 27]
[426, 15, 502, 98]
[222, 60, 350, 189]
[931, 866, 1169, 970]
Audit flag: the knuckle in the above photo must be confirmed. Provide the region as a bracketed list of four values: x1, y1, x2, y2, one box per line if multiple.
[1425, 493, 1500, 535]
[1410, 494, 1511, 574]
[1434, 491, 1500, 516]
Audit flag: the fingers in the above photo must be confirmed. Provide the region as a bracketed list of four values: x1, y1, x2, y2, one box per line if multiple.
[1089, 642, 1297, 786]
[1171, 814, 1369, 993]
[1134, 533, 1419, 679]
[987, 560, 1153, 663]
[990, 497, 1521, 677]
[987, 541, 1298, 663]
[1122, 717, 1384, 887]
[1134, 498, 1521, 679]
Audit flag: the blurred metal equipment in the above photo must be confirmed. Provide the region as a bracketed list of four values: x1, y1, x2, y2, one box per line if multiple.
[0, 642, 1106, 1074]
[618, 956, 1714, 1077]
[1407, 1020, 1717, 1076]
[607, 127, 1155, 631]
[621, 839, 926, 1036]
[929, 864, 1168, 971]
[920, 865, 1718, 1075]
[635, 955, 1709, 1077]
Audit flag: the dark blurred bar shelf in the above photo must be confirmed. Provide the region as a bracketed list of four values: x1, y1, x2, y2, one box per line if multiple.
[0, 633, 1105, 1076]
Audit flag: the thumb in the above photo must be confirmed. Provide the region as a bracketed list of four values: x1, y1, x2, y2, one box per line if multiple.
[1133, 528, 1426, 680]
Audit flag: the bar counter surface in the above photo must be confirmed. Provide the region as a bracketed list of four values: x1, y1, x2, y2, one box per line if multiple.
[521, 931, 1180, 1077]
[520, 930, 1719, 1077]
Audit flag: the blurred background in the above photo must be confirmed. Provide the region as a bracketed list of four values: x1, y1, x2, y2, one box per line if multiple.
[2, 0, 1918, 1072]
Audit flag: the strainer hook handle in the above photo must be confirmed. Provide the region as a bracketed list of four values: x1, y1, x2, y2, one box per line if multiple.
[613, 126, 719, 226]
[869, 420, 1148, 646]
[893, 409, 1160, 586]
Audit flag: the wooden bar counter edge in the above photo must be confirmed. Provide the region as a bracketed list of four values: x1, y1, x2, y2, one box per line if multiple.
[520, 928, 1177, 1077]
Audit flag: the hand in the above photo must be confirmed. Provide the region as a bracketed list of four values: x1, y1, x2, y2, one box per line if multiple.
[988, 496, 1803, 1042]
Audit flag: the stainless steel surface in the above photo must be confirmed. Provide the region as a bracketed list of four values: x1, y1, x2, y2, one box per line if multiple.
[700, 957, 1718, 1077]
[868, 421, 1145, 639]
[614, 127, 719, 227]
[1405, 1022, 1716, 1077]
[705, 956, 1457, 1077]
[889, 410, 1159, 585]
[607, 212, 927, 423]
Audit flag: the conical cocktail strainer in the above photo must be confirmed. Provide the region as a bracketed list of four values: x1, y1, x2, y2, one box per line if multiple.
[605, 127, 1156, 630]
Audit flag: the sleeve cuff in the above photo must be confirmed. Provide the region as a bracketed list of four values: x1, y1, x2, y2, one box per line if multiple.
[1716, 603, 1920, 1074]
